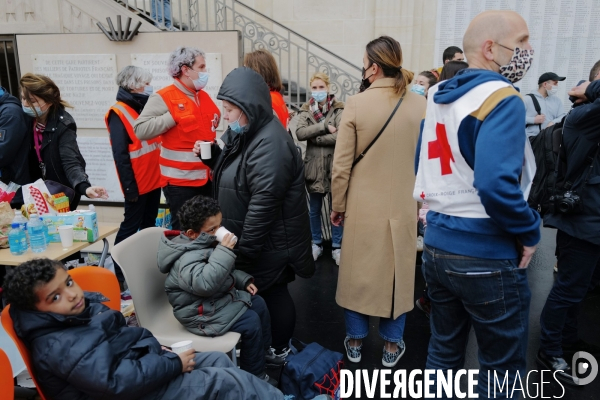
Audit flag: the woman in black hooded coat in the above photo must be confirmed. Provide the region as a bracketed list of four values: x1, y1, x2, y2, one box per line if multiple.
[197, 67, 314, 355]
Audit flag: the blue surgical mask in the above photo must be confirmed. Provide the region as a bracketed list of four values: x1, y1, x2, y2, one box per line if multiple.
[410, 84, 426, 96]
[229, 112, 246, 134]
[311, 91, 327, 102]
[192, 71, 210, 91]
[22, 104, 47, 117]
[143, 85, 154, 96]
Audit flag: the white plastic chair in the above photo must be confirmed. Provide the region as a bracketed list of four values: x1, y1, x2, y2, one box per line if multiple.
[112, 227, 240, 364]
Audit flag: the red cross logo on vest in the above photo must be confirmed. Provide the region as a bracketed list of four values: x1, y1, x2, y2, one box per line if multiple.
[428, 123, 454, 175]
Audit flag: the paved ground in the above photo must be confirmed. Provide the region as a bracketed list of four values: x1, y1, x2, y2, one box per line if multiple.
[287, 226, 600, 399]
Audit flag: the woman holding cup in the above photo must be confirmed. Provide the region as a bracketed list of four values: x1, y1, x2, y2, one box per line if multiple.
[196, 67, 315, 359]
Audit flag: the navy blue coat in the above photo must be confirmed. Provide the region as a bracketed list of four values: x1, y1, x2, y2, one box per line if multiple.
[0, 87, 29, 205]
[11, 293, 182, 399]
[545, 79, 600, 244]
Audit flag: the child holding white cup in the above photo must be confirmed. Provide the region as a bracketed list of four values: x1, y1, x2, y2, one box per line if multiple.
[157, 195, 283, 387]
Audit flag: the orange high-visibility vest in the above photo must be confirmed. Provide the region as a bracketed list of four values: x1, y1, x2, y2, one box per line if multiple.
[105, 102, 162, 195]
[157, 84, 220, 187]
[271, 91, 290, 130]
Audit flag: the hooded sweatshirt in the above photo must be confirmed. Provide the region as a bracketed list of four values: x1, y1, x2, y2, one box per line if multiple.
[414, 69, 541, 259]
[157, 230, 253, 336]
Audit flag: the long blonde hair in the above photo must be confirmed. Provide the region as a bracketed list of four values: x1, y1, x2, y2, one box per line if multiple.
[20, 73, 72, 117]
[365, 36, 413, 94]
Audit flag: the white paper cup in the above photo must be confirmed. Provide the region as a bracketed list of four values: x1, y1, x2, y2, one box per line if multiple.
[199, 141, 212, 159]
[170, 340, 193, 354]
[57, 225, 74, 248]
[215, 226, 237, 244]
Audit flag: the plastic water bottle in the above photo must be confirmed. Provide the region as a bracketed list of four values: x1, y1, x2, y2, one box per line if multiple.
[13, 210, 29, 249]
[27, 214, 47, 253]
[8, 223, 27, 255]
[40, 216, 51, 245]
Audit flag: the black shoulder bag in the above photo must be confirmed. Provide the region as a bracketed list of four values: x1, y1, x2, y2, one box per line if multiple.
[351, 95, 404, 169]
[526, 93, 542, 132]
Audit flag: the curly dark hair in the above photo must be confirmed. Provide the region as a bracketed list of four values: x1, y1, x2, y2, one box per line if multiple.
[178, 195, 221, 232]
[2, 258, 64, 310]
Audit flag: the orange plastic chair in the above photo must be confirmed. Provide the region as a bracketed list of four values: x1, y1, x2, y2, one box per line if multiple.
[70, 266, 121, 311]
[1, 305, 47, 400]
[0, 348, 14, 400]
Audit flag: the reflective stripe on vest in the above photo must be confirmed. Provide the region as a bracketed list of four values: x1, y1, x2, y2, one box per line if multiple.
[131, 141, 161, 159]
[160, 147, 203, 163]
[160, 165, 207, 180]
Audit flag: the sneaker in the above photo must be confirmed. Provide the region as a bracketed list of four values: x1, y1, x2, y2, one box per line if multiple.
[536, 350, 577, 386]
[312, 244, 323, 261]
[332, 249, 341, 265]
[382, 340, 406, 368]
[344, 337, 362, 363]
[270, 346, 292, 361]
[416, 236, 424, 252]
[258, 372, 278, 387]
[554, 262, 558, 273]
[415, 296, 431, 318]
[265, 347, 285, 367]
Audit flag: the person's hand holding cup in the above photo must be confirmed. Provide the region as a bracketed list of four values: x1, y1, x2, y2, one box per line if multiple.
[216, 226, 237, 249]
[193, 140, 212, 160]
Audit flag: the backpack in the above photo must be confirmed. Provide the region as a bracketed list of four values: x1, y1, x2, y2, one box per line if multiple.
[526, 93, 543, 133]
[527, 119, 565, 216]
[280, 338, 344, 400]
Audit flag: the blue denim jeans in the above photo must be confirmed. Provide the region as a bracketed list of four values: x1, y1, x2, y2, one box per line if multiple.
[308, 192, 343, 248]
[540, 229, 600, 356]
[422, 245, 530, 399]
[151, 0, 172, 28]
[344, 309, 406, 343]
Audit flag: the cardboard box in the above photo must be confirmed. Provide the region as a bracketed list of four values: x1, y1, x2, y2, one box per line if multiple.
[42, 211, 99, 243]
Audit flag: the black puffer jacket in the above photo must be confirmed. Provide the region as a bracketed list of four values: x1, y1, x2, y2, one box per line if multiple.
[10, 293, 182, 399]
[213, 67, 314, 291]
[26, 108, 91, 208]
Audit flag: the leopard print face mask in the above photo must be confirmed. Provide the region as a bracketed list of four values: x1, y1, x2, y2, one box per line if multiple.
[495, 46, 534, 84]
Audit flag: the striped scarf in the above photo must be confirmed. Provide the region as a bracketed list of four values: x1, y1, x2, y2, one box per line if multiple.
[309, 95, 335, 123]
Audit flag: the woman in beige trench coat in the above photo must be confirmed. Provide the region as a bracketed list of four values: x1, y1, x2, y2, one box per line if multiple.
[330, 36, 426, 368]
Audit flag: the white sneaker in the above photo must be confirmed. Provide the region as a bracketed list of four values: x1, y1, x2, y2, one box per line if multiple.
[332, 249, 341, 265]
[416, 236, 424, 252]
[312, 244, 323, 261]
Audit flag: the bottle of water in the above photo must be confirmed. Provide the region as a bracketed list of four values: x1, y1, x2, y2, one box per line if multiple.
[13, 210, 28, 248]
[40, 216, 51, 245]
[8, 223, 27, 255]
[27, 213, 47, 253]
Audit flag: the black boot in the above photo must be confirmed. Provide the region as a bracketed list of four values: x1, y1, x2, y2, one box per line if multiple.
[536, 350, 577, 386]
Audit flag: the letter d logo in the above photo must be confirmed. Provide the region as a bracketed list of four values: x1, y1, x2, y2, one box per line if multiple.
[572, 351, 598, 385]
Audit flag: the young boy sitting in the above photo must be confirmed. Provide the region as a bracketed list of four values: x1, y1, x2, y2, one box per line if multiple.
[2, 258, 290, 399]
[158, 195, 283, 386]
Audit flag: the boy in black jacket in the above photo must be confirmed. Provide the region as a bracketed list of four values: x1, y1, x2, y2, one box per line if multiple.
[2, 258, 292, 400]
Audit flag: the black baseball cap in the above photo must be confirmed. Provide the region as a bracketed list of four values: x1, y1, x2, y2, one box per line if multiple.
[538, 72, 566, 84]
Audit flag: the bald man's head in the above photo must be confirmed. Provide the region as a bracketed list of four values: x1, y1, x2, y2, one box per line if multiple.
[463, 11, 531, 71]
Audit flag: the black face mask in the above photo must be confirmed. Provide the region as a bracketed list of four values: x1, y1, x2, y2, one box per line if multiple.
[360, 64, 374, 93]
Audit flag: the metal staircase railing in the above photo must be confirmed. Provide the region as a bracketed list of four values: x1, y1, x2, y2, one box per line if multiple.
[113, 0, 362, 109]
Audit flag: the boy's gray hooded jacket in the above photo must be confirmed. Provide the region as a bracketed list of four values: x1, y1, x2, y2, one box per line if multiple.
[157, 230, 253, 337]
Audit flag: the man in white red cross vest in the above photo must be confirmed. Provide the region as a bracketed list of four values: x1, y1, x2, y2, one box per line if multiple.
[413, 11, 541, 398]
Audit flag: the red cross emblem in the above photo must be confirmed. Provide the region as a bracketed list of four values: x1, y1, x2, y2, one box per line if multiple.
[428, 123, 454, 175]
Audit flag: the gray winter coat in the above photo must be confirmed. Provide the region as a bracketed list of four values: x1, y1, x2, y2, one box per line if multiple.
[157, 231, 253, 337]
[296, 99, 344, 193]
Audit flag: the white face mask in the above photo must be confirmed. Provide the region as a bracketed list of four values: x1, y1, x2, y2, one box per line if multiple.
[547, 85, 559, 96]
